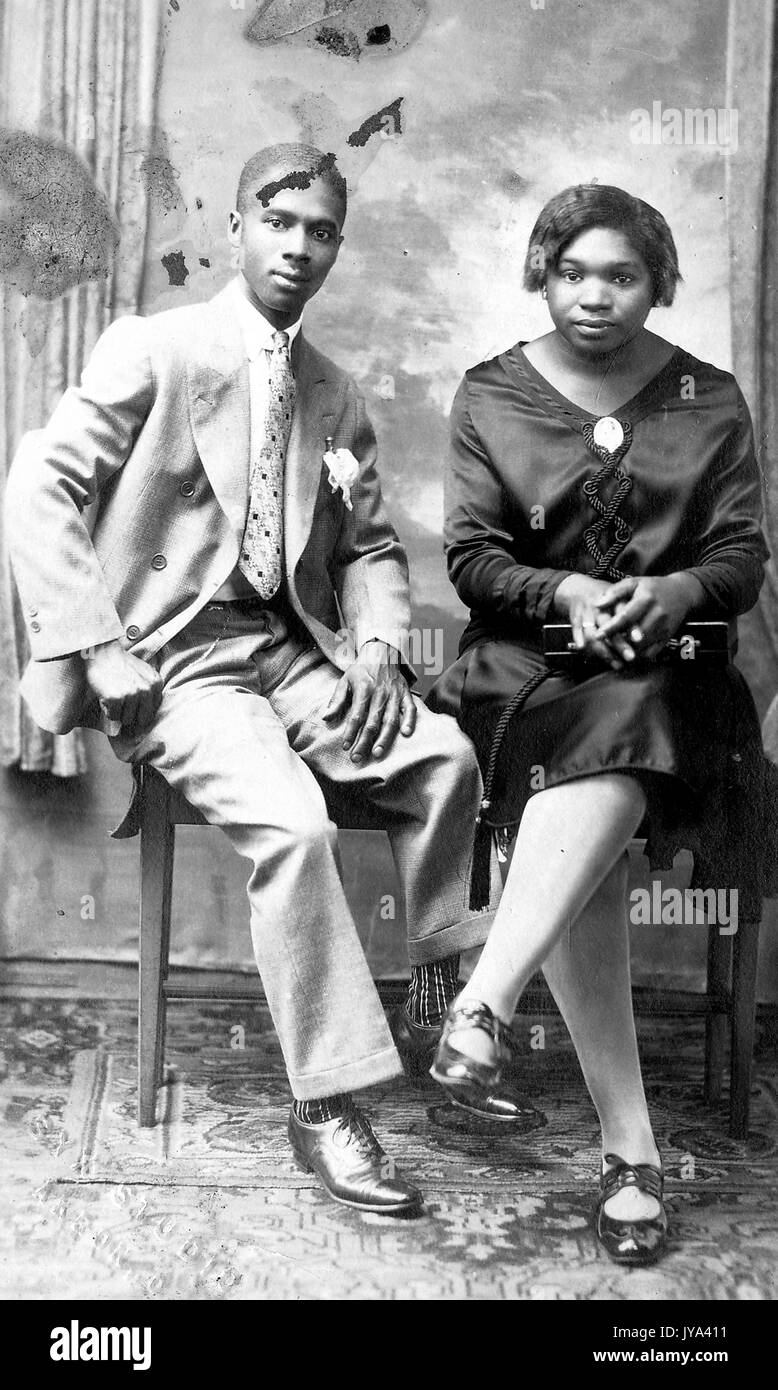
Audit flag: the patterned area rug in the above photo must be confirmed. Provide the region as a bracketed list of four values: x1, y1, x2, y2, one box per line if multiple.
[2, 998, 777, 1299]
[58, 1042, 778, 1192]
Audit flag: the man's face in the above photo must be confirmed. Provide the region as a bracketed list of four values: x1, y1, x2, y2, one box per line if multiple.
[228, 171, 344, 328]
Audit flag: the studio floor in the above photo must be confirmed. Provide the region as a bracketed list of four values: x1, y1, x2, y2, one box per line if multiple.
[1, 978, 777, 1302]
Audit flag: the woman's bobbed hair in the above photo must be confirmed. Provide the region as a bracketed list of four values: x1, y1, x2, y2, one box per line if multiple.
[523, 184, 681, 308]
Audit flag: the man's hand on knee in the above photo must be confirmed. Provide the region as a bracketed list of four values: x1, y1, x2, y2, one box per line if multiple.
[83, 639, 163, 734]
[323, 640, 416, 762]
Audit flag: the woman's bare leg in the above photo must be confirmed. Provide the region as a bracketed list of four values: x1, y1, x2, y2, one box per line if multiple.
[457, 773, 646, 1023]
[450, 773, 660, 1218]
[542, 854, 661, 1220]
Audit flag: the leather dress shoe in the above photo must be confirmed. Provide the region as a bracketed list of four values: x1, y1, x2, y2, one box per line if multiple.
[288, 1103, 423, 1214]
[393, 1003, 546, 1128]
[594, 1152, 668, 1266]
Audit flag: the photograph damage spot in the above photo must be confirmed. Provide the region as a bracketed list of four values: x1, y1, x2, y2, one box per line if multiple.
[161, 249, 190, 285]
[348, 96, 404, 148]
[244, 0, 426, 61]
[255, 151, 338, 206]
[0, 128, 117, 300]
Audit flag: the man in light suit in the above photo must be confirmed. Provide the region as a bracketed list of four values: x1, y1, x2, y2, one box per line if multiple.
[7, 143, 532, 1213]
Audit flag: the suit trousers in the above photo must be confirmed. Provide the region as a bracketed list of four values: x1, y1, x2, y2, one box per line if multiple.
[110, 600, 493, 1099]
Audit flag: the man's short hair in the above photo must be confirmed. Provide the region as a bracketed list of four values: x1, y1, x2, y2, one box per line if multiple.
[523, 184, 681, 308]
[236, 143, 348, 225]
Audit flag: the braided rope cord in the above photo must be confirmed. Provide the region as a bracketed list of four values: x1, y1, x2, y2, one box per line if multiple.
[580, 420, 635, 582]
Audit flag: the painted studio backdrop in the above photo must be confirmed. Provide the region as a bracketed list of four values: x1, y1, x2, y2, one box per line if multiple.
[0, 0, 776, 991]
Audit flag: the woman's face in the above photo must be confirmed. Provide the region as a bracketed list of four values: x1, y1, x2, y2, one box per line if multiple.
[543, 226, 656, 358]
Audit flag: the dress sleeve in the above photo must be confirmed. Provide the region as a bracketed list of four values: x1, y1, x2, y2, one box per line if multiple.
[444, 375, 573, 628]
[683, 387, 769, 618]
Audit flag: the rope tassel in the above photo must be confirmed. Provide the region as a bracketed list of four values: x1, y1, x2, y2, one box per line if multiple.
[468, 668, 551, 909]
[469, 799, 494, 911]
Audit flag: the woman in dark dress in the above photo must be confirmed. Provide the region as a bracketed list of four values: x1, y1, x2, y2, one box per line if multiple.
[427, 184, 774, 1265]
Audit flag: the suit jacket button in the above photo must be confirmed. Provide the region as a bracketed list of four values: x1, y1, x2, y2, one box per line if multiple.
[30, 619, 41, 632]
[151, 554, 167, 570]
[180, 480, 195, 497]
[29, 606, 38, 617]
[126, 625, 141, 641]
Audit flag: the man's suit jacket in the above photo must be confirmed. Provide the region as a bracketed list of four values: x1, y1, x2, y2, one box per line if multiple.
[6, 284, 412, 734]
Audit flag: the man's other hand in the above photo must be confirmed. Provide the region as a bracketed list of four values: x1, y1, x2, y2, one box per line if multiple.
[323, 640, 416, 761]
[83, 640, 163, 734]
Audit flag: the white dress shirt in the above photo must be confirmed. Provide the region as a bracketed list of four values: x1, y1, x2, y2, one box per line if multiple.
[213, 278, 303, 600]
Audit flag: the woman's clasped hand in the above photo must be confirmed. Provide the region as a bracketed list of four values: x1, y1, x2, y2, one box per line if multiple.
[555, 571, 707, 665]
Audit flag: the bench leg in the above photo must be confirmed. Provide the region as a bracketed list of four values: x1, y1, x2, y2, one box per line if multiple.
[138, 775, 175, 1127]
[704, 925, 730, 1104]
[729, 917, 760, 1139]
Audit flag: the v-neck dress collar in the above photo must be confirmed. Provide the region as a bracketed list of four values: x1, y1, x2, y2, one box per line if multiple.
[498, 342, 685, 432]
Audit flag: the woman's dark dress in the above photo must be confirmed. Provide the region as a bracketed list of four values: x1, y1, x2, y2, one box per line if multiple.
[428, 343, 778, 915]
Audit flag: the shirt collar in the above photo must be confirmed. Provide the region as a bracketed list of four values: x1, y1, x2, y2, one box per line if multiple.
[230, 277, 303, 362]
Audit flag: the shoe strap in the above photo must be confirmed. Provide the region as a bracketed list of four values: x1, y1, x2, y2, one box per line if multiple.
[446, 999, 506, 1045]
[601, 1152, 664, 1203]
[494, 1016, 519, 1054]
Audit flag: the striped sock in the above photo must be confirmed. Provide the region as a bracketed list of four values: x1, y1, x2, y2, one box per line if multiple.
[406, 956, 460, 1027]
[293, 1093, 350, 1125]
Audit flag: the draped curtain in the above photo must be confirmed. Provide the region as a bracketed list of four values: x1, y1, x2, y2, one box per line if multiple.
[726, 0, 778, 998]
[726, 0, 778, 711]
[0, 0, 163, 774]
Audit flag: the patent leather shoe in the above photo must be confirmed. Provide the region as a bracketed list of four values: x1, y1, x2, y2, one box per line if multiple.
[595, 1152, 667, 1265]
[288, 1102, 423, 1214]
[392, 1004, 545, 1128]
[429, 999, 514, 1101]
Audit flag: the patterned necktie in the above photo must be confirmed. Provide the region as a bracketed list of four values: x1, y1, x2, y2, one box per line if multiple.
[238, 329, 296, 599]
